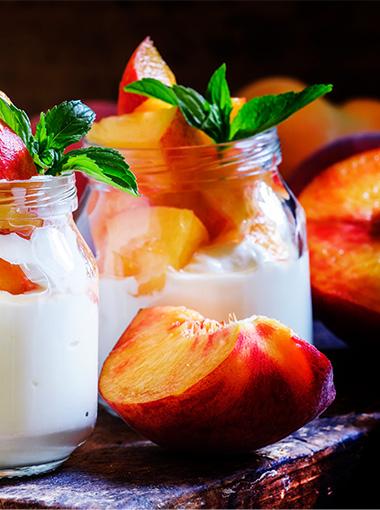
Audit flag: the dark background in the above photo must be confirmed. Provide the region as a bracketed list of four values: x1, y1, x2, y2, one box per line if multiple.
[0, 0, 379, 115]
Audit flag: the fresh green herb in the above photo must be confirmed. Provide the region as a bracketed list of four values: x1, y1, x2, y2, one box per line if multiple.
[61, 147, 138, 194]
[124, 65, 333, 144]
[0, 98, 138, 195]
[230, 84, 332, 140]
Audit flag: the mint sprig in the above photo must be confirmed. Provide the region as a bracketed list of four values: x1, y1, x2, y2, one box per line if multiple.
[0, 98, 138, 195]
[230, 84, 332, 140]
[124, 65, 333, 144]
[61, 147, 138, 194]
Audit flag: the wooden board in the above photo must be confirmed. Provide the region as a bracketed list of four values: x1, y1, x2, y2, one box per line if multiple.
[0, 322, 379, 509]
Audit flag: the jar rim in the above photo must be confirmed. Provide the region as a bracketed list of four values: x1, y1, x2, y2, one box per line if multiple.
[0, 172, 75, 185]
[0, 172, 78, 215]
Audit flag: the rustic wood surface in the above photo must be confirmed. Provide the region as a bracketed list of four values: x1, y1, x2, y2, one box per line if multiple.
[0, 322, 379, 509]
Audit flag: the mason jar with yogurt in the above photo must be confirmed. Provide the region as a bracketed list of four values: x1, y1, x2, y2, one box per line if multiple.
[0, 174, 98, 478]
[79, 128, 312, 380]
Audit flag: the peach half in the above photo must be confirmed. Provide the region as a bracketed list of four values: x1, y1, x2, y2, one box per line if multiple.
[100, 306, 335, 453]
[300, 148, 380, 342]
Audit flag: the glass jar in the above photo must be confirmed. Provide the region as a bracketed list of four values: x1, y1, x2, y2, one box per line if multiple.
[0, 174, 98, 478]
[79, 128, 312, 378]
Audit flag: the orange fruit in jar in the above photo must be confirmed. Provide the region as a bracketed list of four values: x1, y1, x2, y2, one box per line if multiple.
[98, 206, 209, 295]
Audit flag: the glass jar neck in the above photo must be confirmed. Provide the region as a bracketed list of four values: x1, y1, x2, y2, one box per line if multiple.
[0, 174, 78, 218]
[89, 128, 282, 193]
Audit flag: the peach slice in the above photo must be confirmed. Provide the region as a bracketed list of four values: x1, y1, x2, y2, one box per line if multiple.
[87, 107, 204, 152]
[100, 206, 208, 295]
[0, 258, 39, 295]
[86, 186, 148, 255]
[100, 306, 335, 453]
[118, 37, 176, 114]
[0, 120, 37, 180]
[300, 148, 380, 342]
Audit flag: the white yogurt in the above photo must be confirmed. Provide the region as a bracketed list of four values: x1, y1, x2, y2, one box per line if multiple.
[0, 225, 98, 469]
[99, 236, 313, 373]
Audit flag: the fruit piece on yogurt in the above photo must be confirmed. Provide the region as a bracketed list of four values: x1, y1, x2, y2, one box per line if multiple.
[87, 187, 149, 253]
[100, 206, 209, 294]
[300, 148, 380, 343]
[0, 258, 39, 294]
[99, 305, 335, 453]
[87, 107, 203, 152]
[0, 120, 37, 180]
[87, 107, 206, 195]
[118, 37, 176, 114]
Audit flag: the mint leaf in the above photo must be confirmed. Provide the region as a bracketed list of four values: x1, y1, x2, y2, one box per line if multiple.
[230, 84, 333, 140]
[36, 100, 95, 150]
[0, 98, 32, 148]
[123, 67, 333, 144]
[35, 112, 47, 144]
[60, 147, 138, 195]
[206, 63, 231, 139]
[124, 78, 178, 106]
[172, 85, 225, 143]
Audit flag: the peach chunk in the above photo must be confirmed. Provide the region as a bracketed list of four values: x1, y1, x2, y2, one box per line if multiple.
[87, 107, 204, 152]
[118, 37, 176, 114]
[100, 306, 335, 453]
[0, 258, 39, 295]
[0, 120, 37, 180]
[100, 206, 208, 295]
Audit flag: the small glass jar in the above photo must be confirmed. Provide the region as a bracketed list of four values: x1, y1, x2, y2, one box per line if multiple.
[79, 128, 312, 379]
[0, 174, 98, 478]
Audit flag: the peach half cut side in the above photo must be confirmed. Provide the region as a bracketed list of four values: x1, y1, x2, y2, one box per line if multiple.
[100, 306, 335, 454]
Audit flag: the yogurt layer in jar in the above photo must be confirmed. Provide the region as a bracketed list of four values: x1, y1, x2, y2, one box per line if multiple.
[0, 174, 98, 477]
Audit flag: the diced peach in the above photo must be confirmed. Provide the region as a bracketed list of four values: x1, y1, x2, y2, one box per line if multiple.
[134, 98, 173, 113]
[0, 258, 39, 294]
[230, 96, 246, 119]
[88, 107, 178, 149]
[99, 206, 208, 295]
[118, 37, 176, 114]
[100, 305, 335, 453]
[0, 120, 37, 180]
[87, 186, 148, 255]
[0, 202, 43, 239]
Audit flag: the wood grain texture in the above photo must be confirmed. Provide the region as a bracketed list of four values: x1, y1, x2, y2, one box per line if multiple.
[0, 322, 379, 509]
[0, 411, 378, 509]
